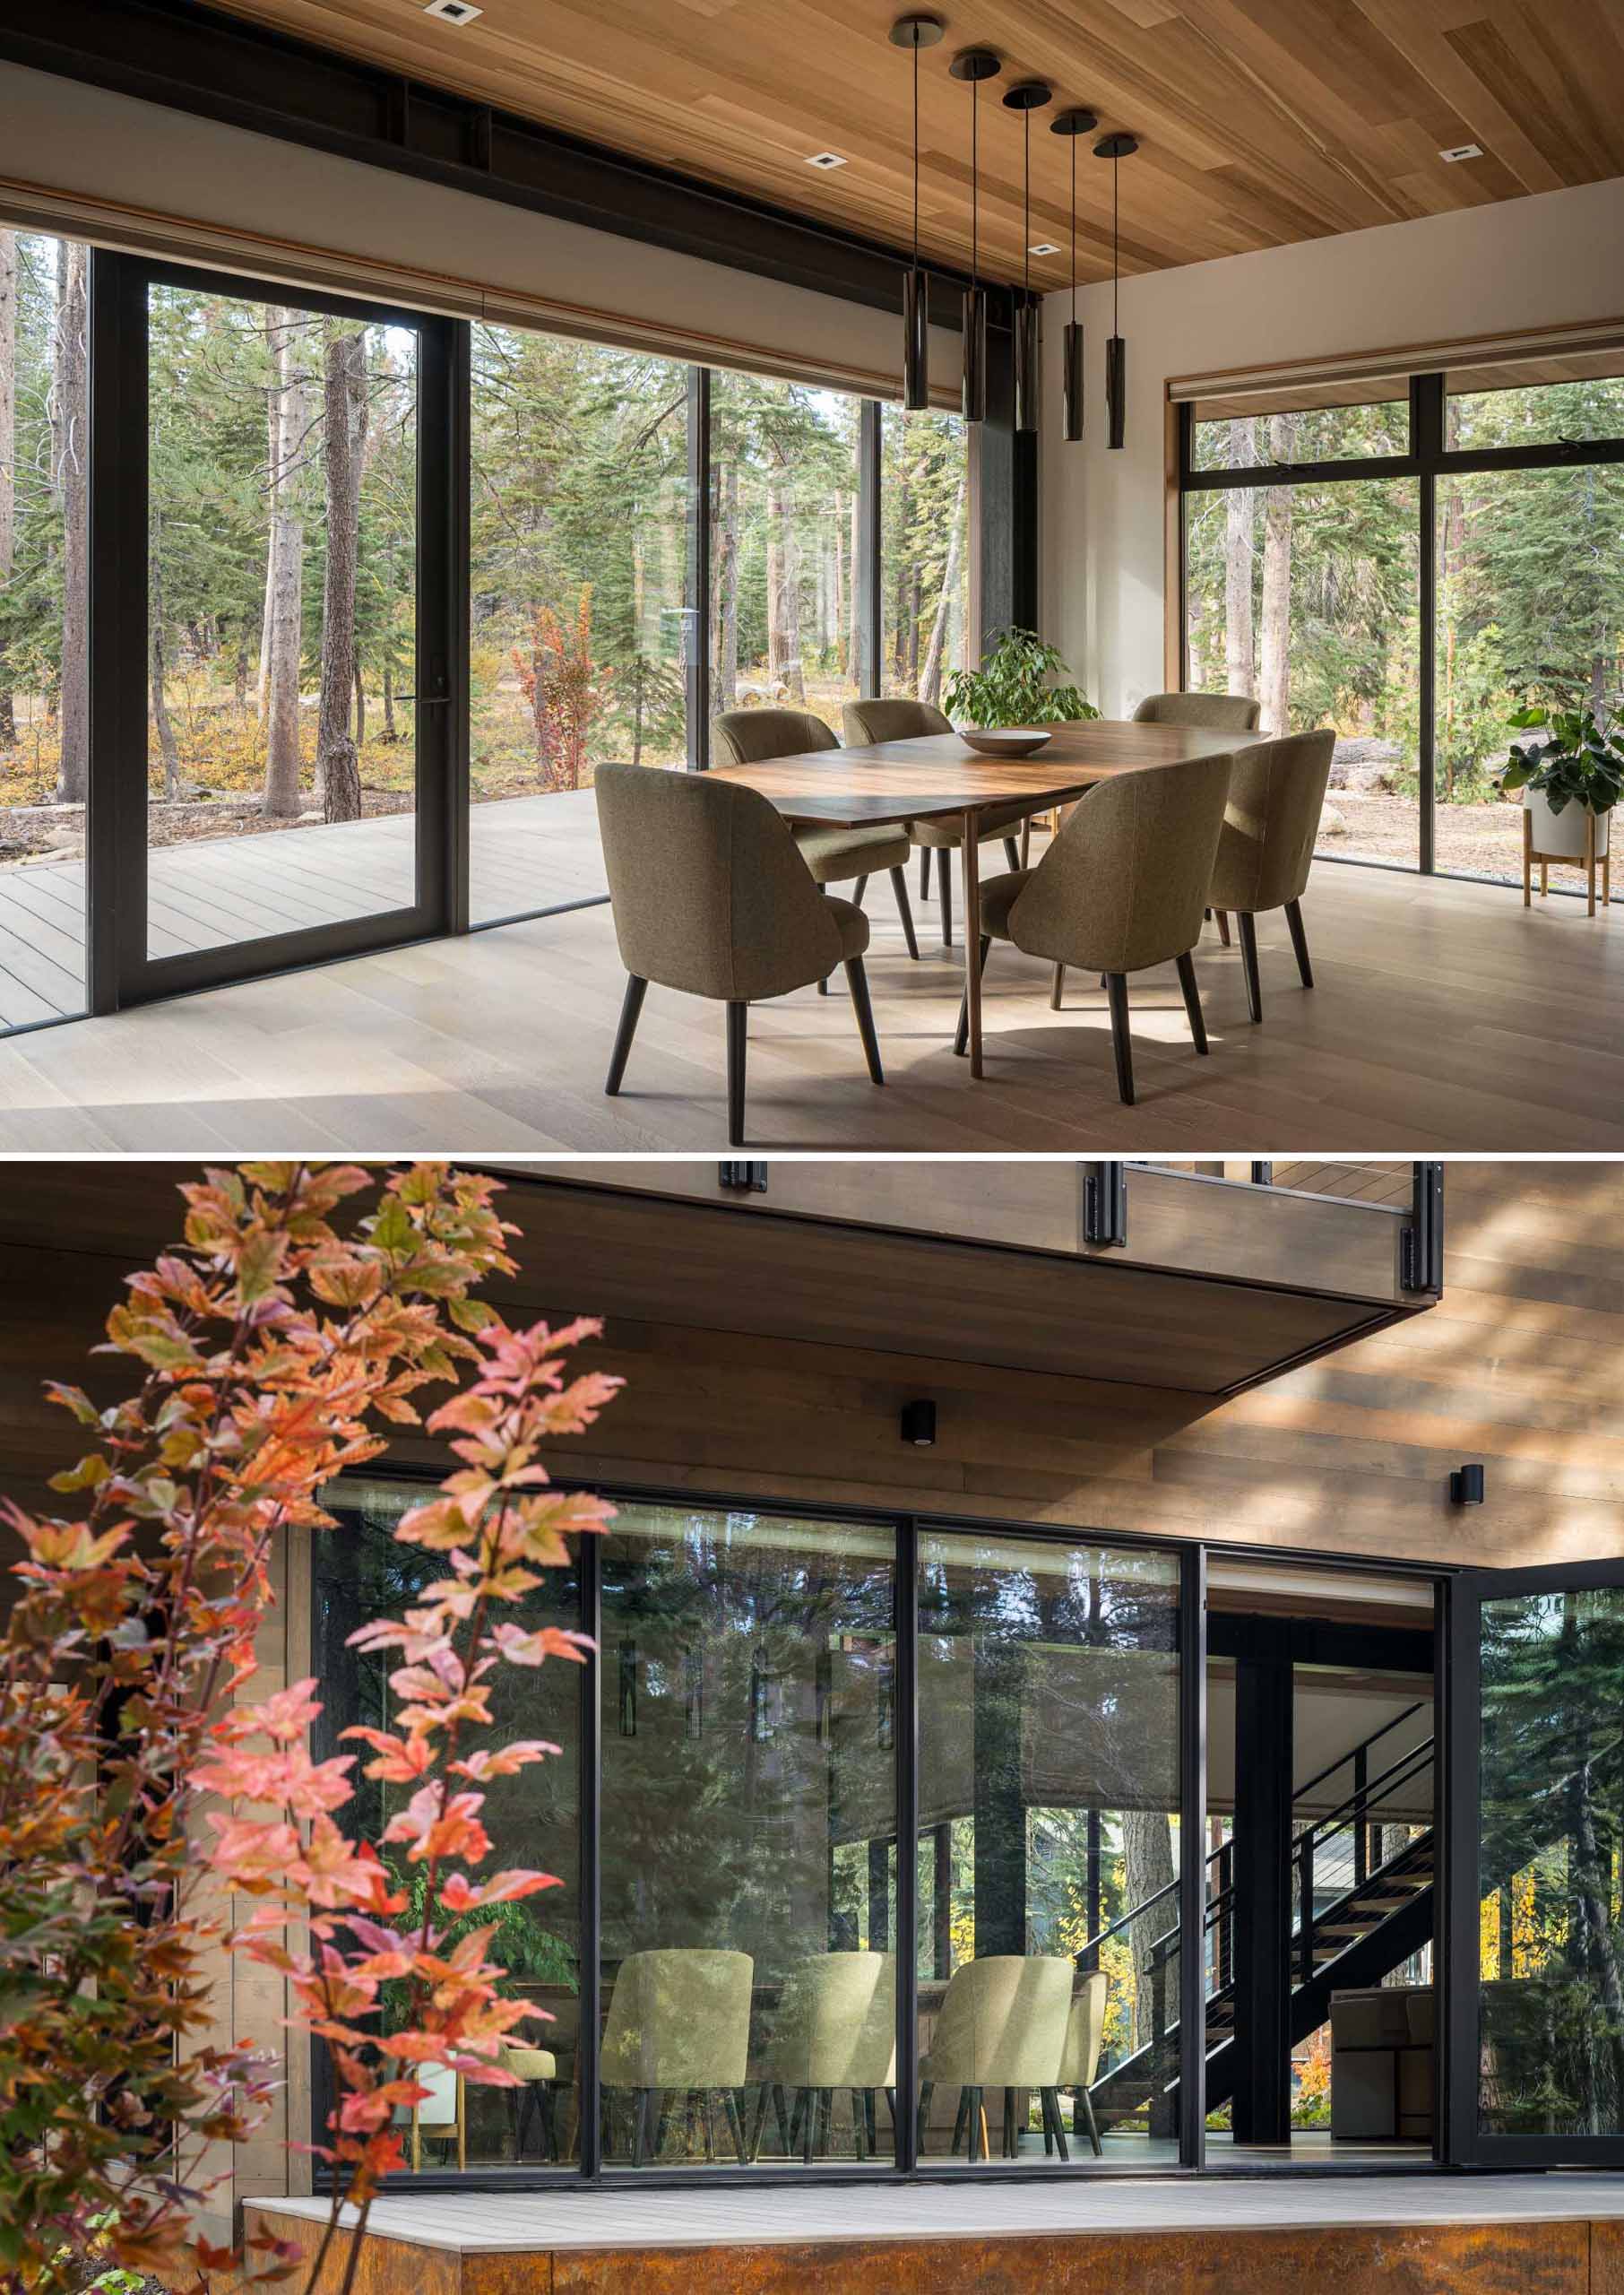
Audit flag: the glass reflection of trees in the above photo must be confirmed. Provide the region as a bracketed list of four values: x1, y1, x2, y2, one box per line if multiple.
[1479, 1586, 1624, 2137]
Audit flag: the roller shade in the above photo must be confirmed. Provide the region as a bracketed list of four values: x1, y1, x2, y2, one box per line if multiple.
[1169, 316, 1624, 411]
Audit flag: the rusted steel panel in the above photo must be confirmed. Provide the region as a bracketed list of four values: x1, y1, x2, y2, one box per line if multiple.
[243, 2211, 469, 2295]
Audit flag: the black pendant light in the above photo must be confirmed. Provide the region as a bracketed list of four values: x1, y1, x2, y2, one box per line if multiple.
[1004, 78, 1051, 434]
[1050, 107, 1097, 443]
[949, 46, 1000, 424]
[1094, 130, 1137, 449]
[890, 13, 945, 411]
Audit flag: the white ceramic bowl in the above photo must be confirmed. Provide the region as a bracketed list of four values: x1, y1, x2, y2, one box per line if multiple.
[956, 726, 1055, 760]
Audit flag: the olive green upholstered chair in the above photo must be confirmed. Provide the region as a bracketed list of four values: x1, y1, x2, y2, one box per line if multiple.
[596, 764, 884, 1147]
[1057, 1970, 1109, 2157]
[955, 753, 1233, 1105]
[1206, 728, 1335, 1022]
[917, 1954, 1073, 2161]
[1134, 690, 1263, 732]
[712, 706, 919, 965]
[600, 1947, 755, 2168]
[753, 1951, 897, 2163]
[498, 2036, 560, 2162]
[843, 697, 1030, 947]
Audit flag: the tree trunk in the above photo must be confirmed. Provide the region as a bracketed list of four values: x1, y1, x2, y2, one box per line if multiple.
[0, 229, 16, 749]
[149, 531, 181, 801]
[714, 458, 739, 711]
[316, 325, 368, 821]
[54, 240, 90, 805]
[848, 490, 862, 689]
[1122, 1809, 1177, 2054]
[1257, 412, 1296, 735]
[383, 656, 396, 742]
[262, 309, 307, 818]
[1224, 419, 1256, 705]
[353, 658, 366, 749]
[831, 502, 847, 680]
[766, 447, 803, 699]
[919, 477, 965, 706]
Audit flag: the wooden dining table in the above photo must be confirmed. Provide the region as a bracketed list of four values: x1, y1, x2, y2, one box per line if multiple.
[707, 718, 1267, 1077]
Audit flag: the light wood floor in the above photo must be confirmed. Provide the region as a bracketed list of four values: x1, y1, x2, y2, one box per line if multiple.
[1, 853, 1621, 1150]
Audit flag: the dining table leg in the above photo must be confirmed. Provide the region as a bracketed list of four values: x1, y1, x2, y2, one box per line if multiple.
[961, 808, 983, 1077]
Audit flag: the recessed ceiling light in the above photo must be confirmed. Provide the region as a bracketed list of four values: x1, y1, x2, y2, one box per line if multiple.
[1029, 241, 1060, 255]
[425, 0, 481, 21]
[1439, 143, 1482, 162]
[806, 152, 848, 169]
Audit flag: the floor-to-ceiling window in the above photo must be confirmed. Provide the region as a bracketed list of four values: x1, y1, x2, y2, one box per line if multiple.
[599, 1502, 898, 2170]
[880, 404, 972, 706]
[313, 1479, 583, 2170]
[915, 1529, 1183, 2169]
[469, 326, 691, 924]
[1179, 356, 1624, 896]
[708, 373, 865, 729]
[0, 230, 89, 1031]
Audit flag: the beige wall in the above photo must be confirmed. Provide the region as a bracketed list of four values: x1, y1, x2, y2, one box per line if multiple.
[0, 60, 962, 398]
[1039, 175, 1624, 714]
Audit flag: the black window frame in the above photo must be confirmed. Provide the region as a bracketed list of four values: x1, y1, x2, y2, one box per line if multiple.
[1177, 368, 1624, 884]
[307, 1471, 1460, 2195]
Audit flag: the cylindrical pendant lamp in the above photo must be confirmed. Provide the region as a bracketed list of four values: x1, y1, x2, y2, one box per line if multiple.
[1050, 107, 1097, 442]
[1003, 78, 1052, 435]
[1093, 130, 1138, 450]
[890, 13, 945, 410]
[950, 47, 1001, 424]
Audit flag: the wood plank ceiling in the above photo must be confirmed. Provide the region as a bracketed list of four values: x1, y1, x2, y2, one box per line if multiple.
[199, 0, 1624, 291]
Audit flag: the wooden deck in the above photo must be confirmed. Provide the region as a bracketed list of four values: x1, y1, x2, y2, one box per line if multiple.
[2, 820, 1623, 1150]
[0, 791, 608, 1030]
[246, 2175, 1624, 2295]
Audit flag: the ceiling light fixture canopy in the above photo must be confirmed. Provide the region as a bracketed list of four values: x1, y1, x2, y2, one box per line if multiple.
[891, 12, 945, 411]
[949, 45, 1000, 424]
[1004, 77, 1052, 435]
[1095, 129, 1137, 449]
[1050, 106, 1097, 444]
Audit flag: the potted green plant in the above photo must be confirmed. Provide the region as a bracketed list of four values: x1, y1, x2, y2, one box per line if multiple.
[1500, 703, 1622, 862]
[944, 626, 1098, 733]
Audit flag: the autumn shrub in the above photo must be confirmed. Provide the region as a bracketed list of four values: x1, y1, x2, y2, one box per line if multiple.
[0, 1162, 619, 2295]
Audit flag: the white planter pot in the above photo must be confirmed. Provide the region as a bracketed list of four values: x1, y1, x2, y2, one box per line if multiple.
[1525, 786, 1609, 859]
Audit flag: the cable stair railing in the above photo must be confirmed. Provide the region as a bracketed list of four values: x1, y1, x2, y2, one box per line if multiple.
[1075, 1710, 1436, 2135]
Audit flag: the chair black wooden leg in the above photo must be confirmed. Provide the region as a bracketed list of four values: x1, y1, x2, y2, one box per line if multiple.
[1003, 836, 1021, 870]
[632, 2087, 652, 2169]
[1002, 2086, 1016, 2158]
[890, 865, 920, 960]
[721, 2087, 749, 2166]
[937, 845, 953, 945]
[1043, 2088, 1070, 2162]
[1079, 2083, 1103, 2158]
[950, 2088, 969, 2155]
[954, 935, 991, 1058]
[1238, 910, 1263, 1023]
[605, 973, 647, 1095]
[726, 1000, 747, 1143]
[852, 874, 868, 905]
[1175, 948, 1208, 1054]
[1284, 896, 1313, 987]
[916, 2079, 934, 2154]
[966, 2085, 985, 2162]
[1050, 960, 1065, 1011]
[1105, 972, 1134, 1104]
[851, 2088, 867, 2161]
[1214, 907, 1231, 948]
[844, 957, 884, 1085]
[920, 845, 930, 898]
[539, 2081, 558, 2161]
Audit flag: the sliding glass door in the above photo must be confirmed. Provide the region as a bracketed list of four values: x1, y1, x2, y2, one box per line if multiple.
[98, 255, 454, 1006]
[1447, 1563, 1624, 2165]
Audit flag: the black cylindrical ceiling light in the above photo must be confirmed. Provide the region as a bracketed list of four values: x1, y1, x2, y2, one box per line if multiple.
[1004, 78, 1051, 434]
[1050, 106, 1097, 443]
[1094, 130, 1137, 449]
[949, 45, 1000, 424]
[891, 13, 945, 411]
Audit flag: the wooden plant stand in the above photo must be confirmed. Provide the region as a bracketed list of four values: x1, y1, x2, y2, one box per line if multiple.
[1524, 803, 1611, 916]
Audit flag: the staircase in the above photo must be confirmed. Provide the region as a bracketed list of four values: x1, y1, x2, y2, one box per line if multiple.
[1082, 1713, 1435, 2132]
